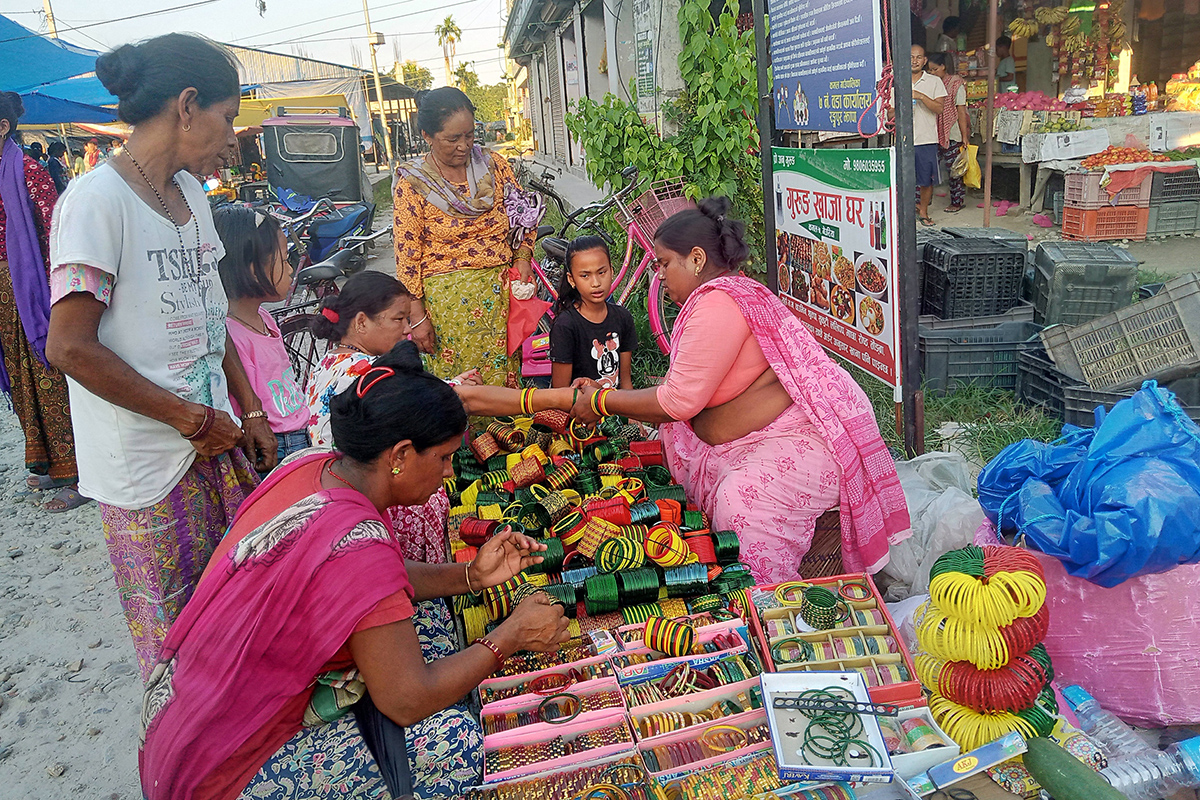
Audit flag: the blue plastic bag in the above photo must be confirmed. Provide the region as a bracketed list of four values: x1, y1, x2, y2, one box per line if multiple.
[978, 382, 1200, 587]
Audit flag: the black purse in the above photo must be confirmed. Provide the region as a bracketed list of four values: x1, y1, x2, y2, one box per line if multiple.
[353, 692, 415, 799]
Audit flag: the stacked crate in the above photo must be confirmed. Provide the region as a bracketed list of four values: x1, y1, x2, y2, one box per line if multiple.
[918, 238, 1036, 393]
[1030, 242, 1138, 327]
[1147, 167, 1200, 238]
[1060, 170, 1152, 242]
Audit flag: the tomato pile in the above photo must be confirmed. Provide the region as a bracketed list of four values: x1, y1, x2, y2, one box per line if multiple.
[1082, 146, 1171, 170]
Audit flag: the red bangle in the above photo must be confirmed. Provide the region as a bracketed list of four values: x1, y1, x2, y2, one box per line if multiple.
[473, 637, 505, 670]
[184, 406, 216, 440]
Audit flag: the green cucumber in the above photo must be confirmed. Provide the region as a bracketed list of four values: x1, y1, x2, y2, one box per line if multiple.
[1023, 736, 1126, 800]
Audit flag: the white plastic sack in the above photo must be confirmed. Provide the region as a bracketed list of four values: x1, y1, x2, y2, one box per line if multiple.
[882, 452, 985, 599]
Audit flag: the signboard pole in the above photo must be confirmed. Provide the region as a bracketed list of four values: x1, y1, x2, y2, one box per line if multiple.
[983, 0, 999, 228]
[753, 0, 777, 294]
[888, 0, 924, 456]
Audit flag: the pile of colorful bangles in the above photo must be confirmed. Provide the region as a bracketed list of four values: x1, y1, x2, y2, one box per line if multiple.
[914, 545, 1057, 751]
[451, 414, 876, 799]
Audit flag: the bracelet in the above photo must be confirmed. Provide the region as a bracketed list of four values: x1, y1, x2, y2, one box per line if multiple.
[520, 387, 537, 415]
[464, 560, 477, 594]
[596, 388, 614, 417]
[241, 409, 267, 421]
[410, 314, 429, 329]
[183, 406, 216, 440]
[473, 637, 505, 670]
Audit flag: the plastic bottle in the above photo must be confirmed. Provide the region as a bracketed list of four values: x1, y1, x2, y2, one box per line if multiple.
[1061, 685, 1152, 762]
[1101, 737, 1200, 800]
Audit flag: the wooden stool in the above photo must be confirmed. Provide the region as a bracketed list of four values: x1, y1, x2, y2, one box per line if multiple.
[798, 509, 843, 579]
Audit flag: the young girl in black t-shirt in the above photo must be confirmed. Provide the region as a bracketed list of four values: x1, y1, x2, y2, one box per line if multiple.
[548, 235, 637, 389]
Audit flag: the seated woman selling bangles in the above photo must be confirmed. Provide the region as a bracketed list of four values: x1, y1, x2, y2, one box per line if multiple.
[571, 197, 911, 584]
[139, 342, 572, 800]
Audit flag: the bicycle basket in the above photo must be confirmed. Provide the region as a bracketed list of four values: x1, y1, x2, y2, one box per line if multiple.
[617, 178, 694, 239]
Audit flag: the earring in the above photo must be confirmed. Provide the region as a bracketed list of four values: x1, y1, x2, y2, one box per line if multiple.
[693, 263, 702, 276]
[391, 467, 401, 475]
[182, 124, 191, 132]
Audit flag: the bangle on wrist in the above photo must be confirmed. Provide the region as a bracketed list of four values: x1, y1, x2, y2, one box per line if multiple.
[184, 406, 216, 440]
[473, 637, 505, 670]
[410, 314, 429, 329]
[465, 559, 477, 594]
[242, 409, 266, 421]
[520, 387, 537, 415]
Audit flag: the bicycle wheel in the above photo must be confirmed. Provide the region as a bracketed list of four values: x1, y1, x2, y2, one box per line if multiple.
[278, 313, 328, 392]
[647, 274, 678, 355]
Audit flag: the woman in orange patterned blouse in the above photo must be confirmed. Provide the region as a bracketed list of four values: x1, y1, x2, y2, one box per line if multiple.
[393, 88, 542, 387]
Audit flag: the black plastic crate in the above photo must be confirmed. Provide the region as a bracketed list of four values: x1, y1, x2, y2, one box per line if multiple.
[1147, 200, 1200, 237]
[1150, 168, 1200, 205]
[920, 321, 1044, 393]
[1031, 242, 1139, 327]
[1063, 376, 1200, 427]
[1016, 348, 1081, 419]
[921, 239, 1027, 319]
[942, 227, 1030, 250]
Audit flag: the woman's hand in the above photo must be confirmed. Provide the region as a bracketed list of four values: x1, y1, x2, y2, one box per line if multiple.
[571, 386, 601, 425]
[183, 406, 244, 457]
[410, 317, 438, 355]
[571, 378, 602, 390]
[470, 527, 547, 588]
[497, 593, 570, 653]
[241, 417, 279, 472]
[513, 257, 534, 284]
[453, 368, 483, 386]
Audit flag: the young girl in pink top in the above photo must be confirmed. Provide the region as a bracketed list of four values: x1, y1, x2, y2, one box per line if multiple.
[213, 207, 309, 470]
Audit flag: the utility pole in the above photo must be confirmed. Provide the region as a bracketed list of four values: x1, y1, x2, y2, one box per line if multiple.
[363, 0, 395, 168]
[42, 0, 57, 36]
[43, 0, 77, 178]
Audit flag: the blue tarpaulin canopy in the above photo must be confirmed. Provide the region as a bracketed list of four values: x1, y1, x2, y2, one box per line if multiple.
[31, 74, 116, 107]
[18, 92, 118, 124]
[0, 14, 103, 93]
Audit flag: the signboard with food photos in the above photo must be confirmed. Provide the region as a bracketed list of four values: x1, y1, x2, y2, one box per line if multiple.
[771, 146, 900, 387]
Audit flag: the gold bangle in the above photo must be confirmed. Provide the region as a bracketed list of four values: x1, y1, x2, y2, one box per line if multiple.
[465, 560, 476, 594]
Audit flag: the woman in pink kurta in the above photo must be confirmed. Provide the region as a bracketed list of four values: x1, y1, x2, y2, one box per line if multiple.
[572, 198, 910, 583]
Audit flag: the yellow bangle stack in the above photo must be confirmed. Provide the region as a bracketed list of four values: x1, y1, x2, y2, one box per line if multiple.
[519, 387, 537, 415]
[590, 388, 614, 418]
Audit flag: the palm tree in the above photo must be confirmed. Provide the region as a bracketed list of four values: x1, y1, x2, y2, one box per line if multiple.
[435, 16, 462, 85]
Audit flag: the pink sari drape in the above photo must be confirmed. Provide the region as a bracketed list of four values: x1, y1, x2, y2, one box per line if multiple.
[660, 277, 910, 580]
[139, 452, 414, 800]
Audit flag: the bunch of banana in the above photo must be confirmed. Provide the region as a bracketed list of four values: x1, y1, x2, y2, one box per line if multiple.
[1044, 31, 1058, 47]
[1063, 32, 1088, 52]
[1035, 5, 1068, 24]
[1061, 14, 1082, 33]
[1109, 20, 1127, 42]
[1008, 17, 1038, 38]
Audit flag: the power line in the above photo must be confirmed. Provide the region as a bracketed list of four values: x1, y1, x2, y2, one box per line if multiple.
[0, 0, 224, 44]
[231, 0, 424, 44]
[253, 0, 479, 48]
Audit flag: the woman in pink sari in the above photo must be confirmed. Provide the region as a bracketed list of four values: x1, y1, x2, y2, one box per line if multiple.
[573, 198, 910, 583]
[140, 342, 570, 800]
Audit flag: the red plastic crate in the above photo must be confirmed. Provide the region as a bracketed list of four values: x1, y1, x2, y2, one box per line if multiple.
[1061, 205, 1149, 242]
[747, 574, 924, 707]
[1063, 170, 1153, 209]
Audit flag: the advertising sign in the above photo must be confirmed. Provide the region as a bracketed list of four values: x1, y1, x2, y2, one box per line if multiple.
[769, 0, 883, 133]
[772, 146, 899, 387]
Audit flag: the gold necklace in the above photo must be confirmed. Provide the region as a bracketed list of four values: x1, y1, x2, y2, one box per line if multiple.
[429, 151, 468, 186]
[229, 312, 272, 336]
[325, 461, 360, 492]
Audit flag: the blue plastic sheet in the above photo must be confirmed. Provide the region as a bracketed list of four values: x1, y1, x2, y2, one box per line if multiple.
[978, 382, 1200, 587]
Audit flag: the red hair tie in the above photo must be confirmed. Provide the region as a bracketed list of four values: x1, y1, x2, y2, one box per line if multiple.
[356, 366, 395, 397]
[321, 307, 339, 323]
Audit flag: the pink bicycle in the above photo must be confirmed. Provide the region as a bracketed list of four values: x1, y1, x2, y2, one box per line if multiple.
[528, 166, 694, 355]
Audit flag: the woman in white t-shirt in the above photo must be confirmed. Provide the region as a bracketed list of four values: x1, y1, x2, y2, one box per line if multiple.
[46, 34, 277, 680]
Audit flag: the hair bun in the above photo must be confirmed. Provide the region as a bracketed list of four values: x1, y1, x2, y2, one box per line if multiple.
[95, 44, 145, 99]
[374, 340, 426, 374]
[697, 196, 732, 225]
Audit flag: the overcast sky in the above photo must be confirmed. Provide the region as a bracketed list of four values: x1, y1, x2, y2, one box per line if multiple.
[3, 0, 510, 84]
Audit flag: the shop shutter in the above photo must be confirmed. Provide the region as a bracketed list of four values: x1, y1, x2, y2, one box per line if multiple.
[545, 39, 568, 162]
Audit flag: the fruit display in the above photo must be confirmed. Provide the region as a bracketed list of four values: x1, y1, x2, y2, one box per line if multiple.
[1081, 146, 1171, 170]
[1032, 117, 1088, 133]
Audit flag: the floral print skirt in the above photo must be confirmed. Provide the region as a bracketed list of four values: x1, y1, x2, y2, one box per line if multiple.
[238, 599, 482, 799]
[422, 267, 518, 388]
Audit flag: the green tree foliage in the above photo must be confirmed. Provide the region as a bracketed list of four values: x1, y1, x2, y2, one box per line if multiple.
[397, 60, 433, 91]
[454, 63, 508, 124]
[565, 0, 765, 272]
[435, 16, 462, 85]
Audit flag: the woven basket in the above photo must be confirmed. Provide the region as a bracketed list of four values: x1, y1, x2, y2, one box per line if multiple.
[798, 509, 843, 579]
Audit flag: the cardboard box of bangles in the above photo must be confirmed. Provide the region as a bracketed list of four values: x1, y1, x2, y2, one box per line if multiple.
[761, 671, 895, 784]
[748, 574, 923, 707]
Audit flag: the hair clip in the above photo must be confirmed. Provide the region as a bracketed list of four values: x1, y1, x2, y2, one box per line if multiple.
[321, 307, 339, 323]
[356, 366, 396, 397]
[254, 210, 266, 228]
